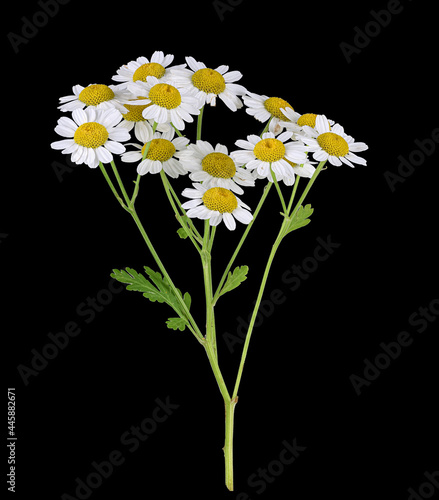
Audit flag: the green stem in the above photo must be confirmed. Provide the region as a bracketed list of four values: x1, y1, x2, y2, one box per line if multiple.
[224, 396, 237, 491]
[99, 165, 204, 344]
[160, 171, 202, 252]
[213, 182, 272, 304]
[99, 162, 129, 211]
[270, 164, 287, 214]
[197, 105, 204, 141]
[110, 160, 130, 206]
[202, 220, 216, 358]
[286, 175, 300, 215]
[231, 224, 285, 400]
[163, 172, 203, 243]
[232, 160, 327, 400]
[130, 206, 205, 343]
[290, 161, 327, 218]
[260, 117, 272, 136]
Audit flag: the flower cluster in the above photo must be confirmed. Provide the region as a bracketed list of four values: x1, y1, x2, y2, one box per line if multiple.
[51, 50, 368, 230]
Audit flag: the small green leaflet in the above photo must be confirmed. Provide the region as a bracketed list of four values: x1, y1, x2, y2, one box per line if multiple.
[218, 265, 249, 299]
[284, 204, 314, 236]
[110, 267, 192, 332]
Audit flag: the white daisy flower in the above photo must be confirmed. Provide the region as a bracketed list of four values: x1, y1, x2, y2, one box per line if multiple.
[51, 108, 130, 169]
[116, 96, 170, 143]
[181, 183, 253, 231]
[252, 158, 317, 186]
[170, 56, 247, 111]
[279, 108, 335, 138]
[120, 129, 189, 178]
[58, 84, 131, 113]
[299, 115, 368, 167]
[111, 51, 185, 88]
[127, 76, 201, 130]
[231, 131, 308, 182]
[178, 140, 254, 195]
[242, 92, 300, 134]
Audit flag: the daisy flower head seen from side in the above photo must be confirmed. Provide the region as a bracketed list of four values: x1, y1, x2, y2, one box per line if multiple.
[300, 115, 368, 167]
[242, 92, 300, 135]
[178, 140, 255, 195]
[116, 96, 156, 142]
[58, 83, 132, 113]
[279, 108, 335, 138]
[231, 132, 308, 184]
[170, 57, 247, 112]
[121, 128, 189, 178]
[111, 51, 185, 88]
[127, 76, 201, 130]
[181, 183, 253, 231]
[51, 108, 130, 169]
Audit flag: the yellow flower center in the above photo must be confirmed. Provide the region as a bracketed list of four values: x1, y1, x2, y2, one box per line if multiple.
[317, 132, 349, 157]
[148, 83, 182, 109]
[141, 138, 176, 162]
[297, 113, 318, 128]
[201, 152, 236, 179]
[123, 97, 151, 122]
[284, 158, 298, 168]
[297, 113, 331, 130]
[254, 138, 286, 162]
[74, 122, 109, 148]
[78, 84, 115, 106]
[192, 68, 226, 94]
[202, 187, 238, 213]
[263, 97, 294, 120]
[132, 62, 166, 82]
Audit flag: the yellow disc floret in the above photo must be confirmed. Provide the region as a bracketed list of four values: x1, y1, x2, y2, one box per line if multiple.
[317, 132, 349, 157]
[202, 187, 238, 213]
[141, 138, 176, 162]
[74, 122, 109, 148]
[297, 113, 318, 128]
[148, 83, 182, 109]
[78, 84, 115, 107]
[133, 63, 166, 82]
[264, 97, 294, 120]
[297, 113, 331, 130]
[254, 138, 286, 162]
[201, 152, 236, 179]
[123, 97, 151, 122]
[192, 68, 226, 94]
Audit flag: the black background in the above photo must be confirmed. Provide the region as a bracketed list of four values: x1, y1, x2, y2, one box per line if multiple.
[3, 0, 438, 499]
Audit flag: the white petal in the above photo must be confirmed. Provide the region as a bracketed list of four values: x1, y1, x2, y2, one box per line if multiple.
[223, 213, 236, 230]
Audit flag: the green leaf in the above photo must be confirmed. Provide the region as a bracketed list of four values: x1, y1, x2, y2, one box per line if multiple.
[218, 265, 249, 299]
[166, 317, 188, 332]
[177, 227, 189, 239]
[284, 204, 314, 235]
[111, 267, 191, 325]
